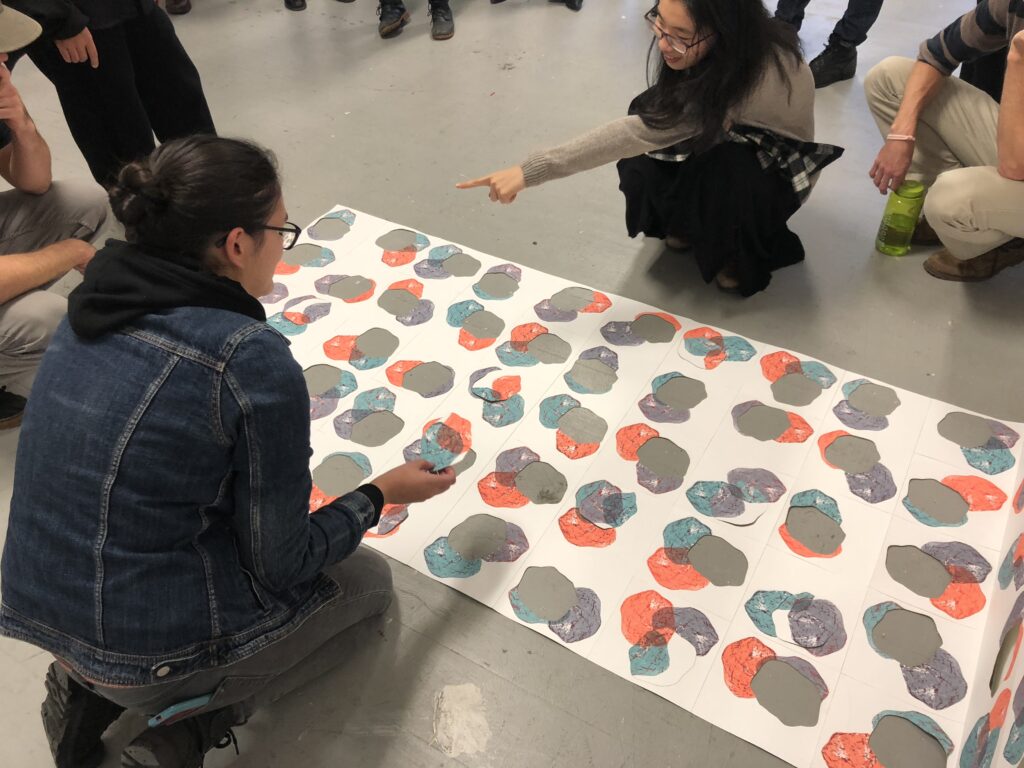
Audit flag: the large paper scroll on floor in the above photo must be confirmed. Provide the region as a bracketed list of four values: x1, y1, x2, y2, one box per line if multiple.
[268, 205, 1024, 768]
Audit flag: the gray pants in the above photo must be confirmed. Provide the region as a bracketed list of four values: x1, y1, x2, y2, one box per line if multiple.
[0, 180, 109, 391]
[78, 547, 393, 723]
[865, 57, 1024, 260]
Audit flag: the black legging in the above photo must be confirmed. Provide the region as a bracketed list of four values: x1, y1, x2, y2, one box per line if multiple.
[26, 7, 215, 187]
[774, 0, 884, 46]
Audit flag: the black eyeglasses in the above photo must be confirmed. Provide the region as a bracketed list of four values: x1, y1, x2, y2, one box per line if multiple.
[644, 9, 714, 56]
[215, 222, 302, 250]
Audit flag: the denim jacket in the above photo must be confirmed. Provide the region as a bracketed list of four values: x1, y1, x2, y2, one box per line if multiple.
[1, 306, 380, 686]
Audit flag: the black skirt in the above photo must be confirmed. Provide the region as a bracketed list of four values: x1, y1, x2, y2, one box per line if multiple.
[617, 141, 804, 297]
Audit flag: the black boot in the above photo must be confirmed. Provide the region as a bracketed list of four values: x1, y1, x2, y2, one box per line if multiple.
[121, 707, 241, 768]
[429, 1, 454, 40]
[284, 0, 306, 10]
[0, 386, 26, 430]
[377, 1, 410, 38]
[41, 663, 125, 768]
[809, 38, 857, 88]
[550, 0, 583, 10]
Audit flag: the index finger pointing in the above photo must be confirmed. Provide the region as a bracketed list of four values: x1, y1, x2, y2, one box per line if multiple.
[455, 176, 491, 190]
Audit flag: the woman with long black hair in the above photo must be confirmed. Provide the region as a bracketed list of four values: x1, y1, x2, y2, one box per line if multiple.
[459, 0, 843, 296]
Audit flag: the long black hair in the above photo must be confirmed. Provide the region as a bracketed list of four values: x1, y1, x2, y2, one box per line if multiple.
[636, 0, 802, 151]
[108, 135, 281, 263]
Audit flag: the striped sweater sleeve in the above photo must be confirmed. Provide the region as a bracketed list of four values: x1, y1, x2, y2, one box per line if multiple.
[919, 0, 1016, 75]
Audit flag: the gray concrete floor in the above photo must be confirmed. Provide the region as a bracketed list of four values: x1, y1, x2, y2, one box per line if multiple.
[1, 0, 1021, 766]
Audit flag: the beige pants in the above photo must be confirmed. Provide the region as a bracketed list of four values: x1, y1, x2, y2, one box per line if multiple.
[0, 180, 109, 391]
[864, 56, 1024, 260]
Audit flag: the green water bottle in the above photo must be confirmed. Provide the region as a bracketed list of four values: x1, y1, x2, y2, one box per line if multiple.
[875, 181, 926, 256]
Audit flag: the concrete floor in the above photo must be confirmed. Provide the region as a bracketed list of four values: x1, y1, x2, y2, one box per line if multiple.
[1, 0, 1021, 766]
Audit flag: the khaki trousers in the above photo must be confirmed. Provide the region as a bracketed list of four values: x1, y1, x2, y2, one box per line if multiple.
[0, 180, 108, 390]
[864, 56, 1024, 260]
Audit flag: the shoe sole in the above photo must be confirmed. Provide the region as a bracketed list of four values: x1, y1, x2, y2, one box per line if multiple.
[432, 29, 454, 40]
[379, 11, 410, 38]
[922, 261, 992, 282]
[0, 412, 23, 430]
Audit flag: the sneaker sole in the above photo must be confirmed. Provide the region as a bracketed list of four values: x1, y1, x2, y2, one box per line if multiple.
[432, 28, 454, 40]
[379, 11, 410, 38]
[0, 412, 22, 430]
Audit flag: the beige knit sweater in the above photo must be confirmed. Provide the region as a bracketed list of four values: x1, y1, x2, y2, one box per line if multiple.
[520, 53, 816, 188]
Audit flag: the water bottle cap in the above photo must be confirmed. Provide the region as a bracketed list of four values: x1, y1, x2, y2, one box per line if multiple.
[895, 181, 926, 199]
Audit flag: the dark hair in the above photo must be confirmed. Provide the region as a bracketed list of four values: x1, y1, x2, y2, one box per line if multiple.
[637, 0, 802, 151]
[109, 135, 281, 262]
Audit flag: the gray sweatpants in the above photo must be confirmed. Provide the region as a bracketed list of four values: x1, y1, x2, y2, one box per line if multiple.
[75, 546, 394, 724]
[0, 180, 109, 392]
[865, 56, 1024, 261]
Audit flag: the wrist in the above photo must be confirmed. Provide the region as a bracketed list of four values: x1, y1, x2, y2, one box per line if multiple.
[8, 116, 37, 139]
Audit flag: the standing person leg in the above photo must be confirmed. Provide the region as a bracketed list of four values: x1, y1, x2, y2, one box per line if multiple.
[26, 30, 156, 187]
[123, 7, 215, 144]
[809, 0, 884, 87]
[774, 0, 812, 30]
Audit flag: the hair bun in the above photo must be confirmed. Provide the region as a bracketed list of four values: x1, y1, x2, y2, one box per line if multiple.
[109, 161, 167, 228]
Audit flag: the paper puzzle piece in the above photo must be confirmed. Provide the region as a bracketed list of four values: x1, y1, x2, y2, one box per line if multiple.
[324, 327, 400, 370]
[647, 516, 748, 590]
[995, 593, 1024, 694]
[821, 710, 954, 768]
[472, 263, 522, 301]
[495, 322, 571, 367]
[722, 637, 829, 726]
[386, 360, 455, 398]
[306, 208, 356, 241]
[259, 282, 288, 305]
[886, 541, 991, 619]
[534, 286, 612, 322]
[376, 227, 429, 267]
[314, 273, 376, 303]
[564, 346, 619, 395]
[414, 244, 481, 279]
[477, 447, 568, 507]
[937, 411, 1019, 475]
[862, 602, 967, 710]
[638, 372, 707, 423]
[818, 431, 897, 504]
[681, 325, 756, 369]
[447, 300, 505, 350]
[468, 367, 525, 428]
[685, 468, 786, 526]
[334, 387, 404, 447]
[901, 474, 1007, 527]
[760, 351, 837, 406]
[309, 451, 372, 512]
[304, 364, 358, 420]
[833, 379, 902, 431]
[539, 394, 608, 460]
[999, 533, 1024, 591]
[558, 480, 637, 547]
[509, 566, 601, 643]
[275, 242, 334, 275]
[732, 399, 813, 443]
[778, 489, 846, 559]
[423, 513, 529, 578]
[412, 413, 472, 471]
[601, 312, 681, 347]
[616, 424, 690, 494]
[364, 504, 409, 539]
[266, 295, 331, 336]
[621, 590, 719, 678]
[744, 590, 848, 656]
[377, 279, 434, 325]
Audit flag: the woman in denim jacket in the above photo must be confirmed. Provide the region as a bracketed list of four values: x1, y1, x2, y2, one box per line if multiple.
[0, 135, 457, 768]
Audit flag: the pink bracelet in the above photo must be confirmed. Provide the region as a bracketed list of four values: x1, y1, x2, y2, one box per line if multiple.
[886, 133, 916, 142]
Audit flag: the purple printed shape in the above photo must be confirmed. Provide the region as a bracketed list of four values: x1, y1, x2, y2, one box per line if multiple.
[777, 656, 830, 700]
[788, 597, 848, 657]
[548, 588, 602, 643]
[638, 393, 691, 423]
[414, 259, 449, 279]
[600, 321, 644, 346]
[534, 299, 577, 323]
[833, 400, 889, 431]
[487, 263, 522, 281]
[846, 463, 897, 504]
[333, 409, 371, 440]
[260, 282, 288, 304]
[920, 542, 991, 584]
[578, 483, 628, 527]
[579, 345, 619, 369]
[480, 522, 530, 563]
[637, 462, 686, 495]
[901, 648, 968, 710]
[727, 468, 786, 503]
[731, 400, 760, 421]
[665, 607, 719, 656]
[375, 507, 409, 536]
[496, 446, 541, 475]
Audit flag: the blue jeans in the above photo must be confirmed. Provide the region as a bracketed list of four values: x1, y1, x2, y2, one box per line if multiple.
[774, 0, 884, 46]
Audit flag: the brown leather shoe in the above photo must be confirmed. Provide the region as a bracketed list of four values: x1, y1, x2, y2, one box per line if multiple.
[911, 217, 942, 247]
[923, 239, 1024, 282]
